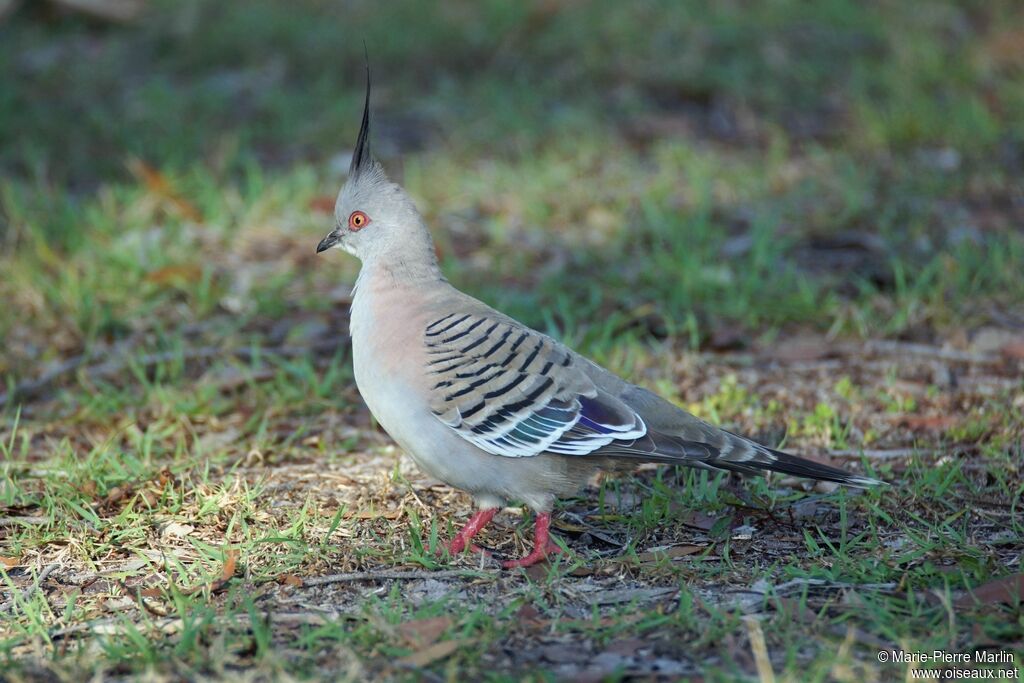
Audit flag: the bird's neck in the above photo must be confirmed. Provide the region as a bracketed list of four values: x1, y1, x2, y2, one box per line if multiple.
[352, 250, 446, 308]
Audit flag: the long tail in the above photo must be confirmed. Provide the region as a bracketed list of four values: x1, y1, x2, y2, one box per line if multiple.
[722, 444, 883, 487]
[605, 428, 883, 488]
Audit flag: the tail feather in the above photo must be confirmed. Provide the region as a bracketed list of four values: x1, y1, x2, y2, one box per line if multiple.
[602, 428, 883, 488]
[736, 446, 882, 487]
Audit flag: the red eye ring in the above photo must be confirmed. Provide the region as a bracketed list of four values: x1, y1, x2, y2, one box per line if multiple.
[348, 210, 371, 231]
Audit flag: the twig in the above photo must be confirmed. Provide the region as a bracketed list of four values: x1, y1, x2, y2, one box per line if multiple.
[50, 610, 362, 640]
[0, 516, 51, 526]
[864, 340, 999, 363]
[301, 569, 490, 587]
[0, 562, 59, 613]
[743, 616, 776, 683]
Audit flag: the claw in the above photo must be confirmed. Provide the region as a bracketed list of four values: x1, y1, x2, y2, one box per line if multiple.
[439, 508, 497, 557]
[501, 512, 562, 569]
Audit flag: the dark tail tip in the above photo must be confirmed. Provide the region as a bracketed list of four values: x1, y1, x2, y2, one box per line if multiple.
[758, 448, 884, 488]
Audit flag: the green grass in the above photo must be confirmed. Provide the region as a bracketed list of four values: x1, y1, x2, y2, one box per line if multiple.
[2, 0, 1023, 680]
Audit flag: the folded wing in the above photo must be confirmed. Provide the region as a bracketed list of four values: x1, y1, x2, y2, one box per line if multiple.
[424, 312, 646, 458]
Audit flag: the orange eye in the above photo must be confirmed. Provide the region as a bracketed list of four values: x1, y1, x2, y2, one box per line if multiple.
[348, 210, 370, 231]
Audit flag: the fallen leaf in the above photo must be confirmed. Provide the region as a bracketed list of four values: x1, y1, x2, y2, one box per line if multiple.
[395, 639, 468, 668]
[105, 485, 130, 504]
[397, 616, 452, 647]
[178, 550, 239, 596]
[161, 522, 195, 539]
[515, 603, 544, 625]
[139, 587, 164, 599]
[220, 550, 239, 582]
[634, 544, 705, 563]
[680, 511, 722, 531]
[955, 573, 1024, 609]
[0, 556, 20, 568]
[127, 157, 203, 221]
[138, 489, 160, 507]
[144, 264, 204, 286]
[277, 574, 304, 588]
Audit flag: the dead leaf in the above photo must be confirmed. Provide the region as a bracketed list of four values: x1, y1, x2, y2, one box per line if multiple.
[397, 616, 452, 647]
[139, 587, 164, 599]
[515, 603, 544, 626]
[127, 157, 203, 221]
[680, 511, 721, 531]
[176, 550, 238, 596]
[634, 544, 705, 563]
[144, 264, 204, 286]
[277, 574, 304, 588]
[220, 550, 239, 582]
[395, 639, 468, 668]
[0, 556, 20, 568]
[161, 522, 195, 539]
[138, 489, 160, 507]
[105, 485, 129, 505]
[955, 573, 1024, 609]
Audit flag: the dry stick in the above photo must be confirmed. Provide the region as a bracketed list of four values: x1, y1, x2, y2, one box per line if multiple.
[0, 516, 50, 527]
[0, 562, 59, 613]
[301, 569, 490, 586]
[863, 340, 1000, 363]
[50, 610, 360, 641]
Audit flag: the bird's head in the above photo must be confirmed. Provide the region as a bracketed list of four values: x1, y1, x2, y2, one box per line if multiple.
[316, 65, 434, 269]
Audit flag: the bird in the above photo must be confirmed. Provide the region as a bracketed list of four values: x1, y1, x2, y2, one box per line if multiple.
[315, 68, 882, 569]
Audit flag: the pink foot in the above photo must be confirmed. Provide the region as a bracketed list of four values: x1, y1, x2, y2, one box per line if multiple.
[501, 512, 563, 569]
[441, 508, 497, 557]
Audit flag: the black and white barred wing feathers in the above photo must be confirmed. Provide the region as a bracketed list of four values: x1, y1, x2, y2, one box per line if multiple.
[424, 312, 646, 458]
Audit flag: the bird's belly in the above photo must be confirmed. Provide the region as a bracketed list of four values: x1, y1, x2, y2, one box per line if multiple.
[352, 344, 582, 509]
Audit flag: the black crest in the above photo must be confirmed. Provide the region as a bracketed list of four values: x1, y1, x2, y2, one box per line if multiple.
[350, 57, 372, 178]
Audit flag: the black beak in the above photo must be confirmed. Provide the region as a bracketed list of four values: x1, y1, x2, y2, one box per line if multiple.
[316, 229, 342, 254]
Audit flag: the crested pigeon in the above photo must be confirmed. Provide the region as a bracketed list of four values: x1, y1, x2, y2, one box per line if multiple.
[316, 70, 881, 569]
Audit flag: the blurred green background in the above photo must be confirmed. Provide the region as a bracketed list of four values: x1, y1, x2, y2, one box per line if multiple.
[1, 0, 1022, 394]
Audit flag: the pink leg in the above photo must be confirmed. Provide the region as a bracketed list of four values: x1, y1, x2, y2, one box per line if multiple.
[443, 508, 498, 556]
[501, 512, 563, 569]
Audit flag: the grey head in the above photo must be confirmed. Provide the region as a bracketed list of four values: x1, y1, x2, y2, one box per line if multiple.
[316, 65, 438, 276]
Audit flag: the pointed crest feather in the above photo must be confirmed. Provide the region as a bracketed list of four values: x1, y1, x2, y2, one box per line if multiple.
[350, 54, 372, 177]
